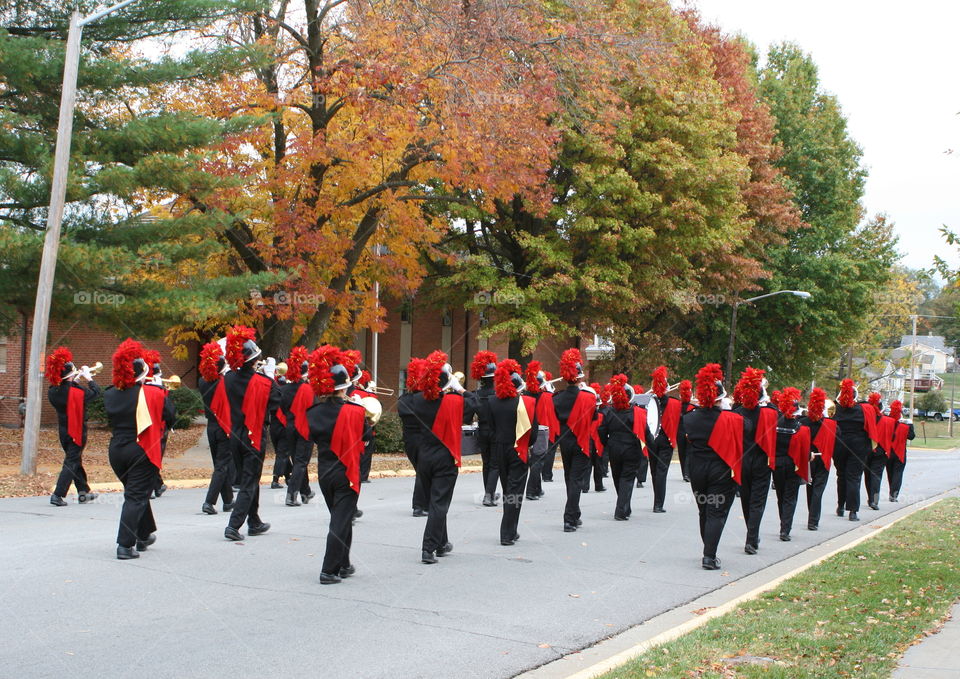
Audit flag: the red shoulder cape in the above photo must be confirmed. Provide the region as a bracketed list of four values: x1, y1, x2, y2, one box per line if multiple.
[788, 424, 811, 482]
[813, 418, 837, 470]
[535, 392, 560, 442]
[331, 402, 367, 493]
[242, 374, 273, 451]
[67, 385, 84, 447]
[757, 407, 778, 469]
[661, 397, 681, 448]
[569, 390, 597, 457]
[708, 410, 744, 484]
[431, 393, 464, 466]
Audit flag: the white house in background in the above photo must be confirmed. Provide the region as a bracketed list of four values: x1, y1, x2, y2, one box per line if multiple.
[584, 334, 615, 361]
[862, 358, 906, 404]
[895, 333, 955, 375]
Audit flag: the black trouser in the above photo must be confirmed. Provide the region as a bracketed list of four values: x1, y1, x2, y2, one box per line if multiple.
[806, 456, 829, 527]
[108, 439, 158, 548]
[608, 440, 641, 519]
[271, 426, 292, 482]
[526, 438, 548, 498]
[688, 451, 737, 559]
[227, 436, 265, 530]
[287, 435, 313, 498]
[205, 425, 235, 506]
[232, 444, 244, 487]
[863, 449, 887, 507]
[678, 443, 689, 480]
[591, 449, 606, 490]
[836, 439, 868, 513]
[637, 452, 649, 484]
[153, 434, 167, 492]
[772, 463, 801, 536]
[54, 436, 90, 497]
[740, 449, 771, 549]
[561, 444, 591, 526]
[478, 428, 499, 500]
[404, 442, 427, 512]
[360, 437, 374, 483]
[317, 460, 357, 575]
[886, 453, 906, 500]
[541, 441, 558, 481]
[418, 447, 458, 553]
[648, 438, 673, 509]
[497, 443, 529, 541]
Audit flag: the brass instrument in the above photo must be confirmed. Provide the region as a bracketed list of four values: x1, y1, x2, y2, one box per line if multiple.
[825, 398, 836, 418]
[76, 361, 103, 379]
[161, 375, 182, 390]
[352, 393, 383, 424]
[275, 362, 288, 377]
[366, 380, 395, 396]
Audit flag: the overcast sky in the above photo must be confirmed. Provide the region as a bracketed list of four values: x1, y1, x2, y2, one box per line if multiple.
[686, 0, 960, 272]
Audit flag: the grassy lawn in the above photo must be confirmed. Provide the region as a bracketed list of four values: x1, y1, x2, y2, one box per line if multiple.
[599, 498, 960, 679]
[910, 419, 960, 449]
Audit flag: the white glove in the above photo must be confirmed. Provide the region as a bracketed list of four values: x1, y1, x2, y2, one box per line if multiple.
[446, 373, 464, 394]
[80, 366, 93, 382]
[262, 357, 276, 379]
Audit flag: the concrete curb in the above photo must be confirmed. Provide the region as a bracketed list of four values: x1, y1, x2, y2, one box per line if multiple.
[515, 486, 960, 679]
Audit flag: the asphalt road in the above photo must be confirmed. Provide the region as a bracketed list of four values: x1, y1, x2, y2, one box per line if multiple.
[2, 450, 958, 679]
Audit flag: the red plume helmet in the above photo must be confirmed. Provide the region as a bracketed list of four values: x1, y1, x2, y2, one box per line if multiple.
[695, 363, 724, 406]
[307, 345, 341, 396]
[112, 338, 145, 389]
[359, 369, 372, 387]
[286, 346, 309, 382]
[560, 348, 584, 383]
[868, 392, 882, 409]
[225, 325, 257, 370]
[199, 342, 224, 382]
[421, 350, 448, 401]
[525, 360, 542, 394]
[679, 379, 692, 405]
[651, 366, 668, 397]
[807, 387, 827, 422]
[142, 349, 161, 377]
[494, 359, 522, 399]
[544, 370, 553, 381]
[837, 379, 856, 408]
[470, 350, 498, 380]
[635, 384, 646, 394]
[45, 347, 73, 386]
[890, 400, 903, 421]
[339, 349, 362, 381]
[609, 374, 631, 411]
[406, 358, 427, 392]
[777, 387, 801, 419]
[734, 367, 765, 410]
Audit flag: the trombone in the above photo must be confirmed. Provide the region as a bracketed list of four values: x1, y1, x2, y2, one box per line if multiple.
[366, 380, 394, 396]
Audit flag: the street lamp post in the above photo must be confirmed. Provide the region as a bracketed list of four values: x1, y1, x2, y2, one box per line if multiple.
[725, 290, 812, 386]
[21, 0, 144, 475]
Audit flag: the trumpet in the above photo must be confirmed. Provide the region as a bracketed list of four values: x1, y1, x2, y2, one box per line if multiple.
[161, 375, 182, 390]
[366, 380, 394, 396]
[76, 361, 103, 379]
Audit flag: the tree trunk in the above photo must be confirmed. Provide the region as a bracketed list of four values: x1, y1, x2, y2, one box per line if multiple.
[260, 316, 294, 359]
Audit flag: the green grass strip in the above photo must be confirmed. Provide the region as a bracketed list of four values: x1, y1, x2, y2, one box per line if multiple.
[600, 497, 960, 679]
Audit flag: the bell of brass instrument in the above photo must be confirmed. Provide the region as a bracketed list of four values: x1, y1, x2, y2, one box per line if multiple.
[275, 361, 288, 377]
[161, 375, 182, 390]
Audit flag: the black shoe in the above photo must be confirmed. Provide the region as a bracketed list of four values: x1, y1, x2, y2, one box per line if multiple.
[136, 534, 157, 551]
[582, 487, 589, 493]
[595, 486, 606, 492]
[482, 495, 497, 507]
[154, 484, 167, 498]
[808, 523, 818, 531]
[543, 477, 553, 483]
[682, 475, 690, 482]
[836, 507, 845, 517]
[117, 545, 139, 560]
[744, 544, 757, 555]
[576, 518, 583, 526]
[614, 514, 628, 521]
[339, 565, 356, 578]
[501, 533, 519, 545]
[78, 492, 97, 503]
[869, 503, 879, 511]
[202, 503, 217, 515]
[890, 494, 899, 502]
[302, 491, 316, 503]
[319, 572, 342, 585]
[702, 557, 721, 570]
[362, 479, 371, 484]
[538, 490, 545, 498]
[779, 532, 791, 542]
[437, 542, 454, 557]
[224, 527, 244, 541]
[421, 550, 438, 564]
[248, 522, 270, 536]
[563, 523, 577, 532]
[525, 494, 539, 501]
[286, 494, 301, 507]
[354, 509, 363, 519]
[223, 502, 235, 512]
[637, 481, 644, 488]
[232, 485, 240, 491]
[412, 508, 427, 517]
[653, 507, 666, 514]
[848, 512, 859, 521]
[270, 481, 283, 489]
[50, 494, 67, 507]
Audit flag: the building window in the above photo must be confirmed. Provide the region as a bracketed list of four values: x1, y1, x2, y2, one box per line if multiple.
[0, 336, 7, 373]
[399, 368, 408, 395]
[400, 300, 413, 323]
[441, 309, 453, 327]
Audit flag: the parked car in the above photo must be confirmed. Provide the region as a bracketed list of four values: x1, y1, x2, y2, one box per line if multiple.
[911, 408, 958, 421]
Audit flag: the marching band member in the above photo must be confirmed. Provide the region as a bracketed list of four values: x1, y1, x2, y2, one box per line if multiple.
[281, 346, 316, 507]
[223, 325, 281, 541]
[678, 364, 747, 570]
[409, 351, 477, 563]
[341, 350, 375, 485]
[771, 388, 810, 541]
[634, 384, 649, 489]
[799, 387, 836, 530]
[268, 358, 293, 490]
[488, 359, 538, 545]
[732, 367, 777, 555]
[46, 347, 101, 506]
[864, 392, 894, 510]
[833, 379, 881, 521]
[198, 342, 234, 515]
[398, 358, 429, 516]
[553, 349, 597, 532]
[103, 339, 174, 559]
[469, 350, 500, 506]
[886, 400, 914, 502]
[540, 370, 560, 483]
[305, 346, 370, 584]
[587, 382, 608, 493]
[143, 350, 171, 499]
[598, 375, 650, 520]
[678, 379, 694, 482]
[647, 367, 681, 513]
[524, 362, 559, 501]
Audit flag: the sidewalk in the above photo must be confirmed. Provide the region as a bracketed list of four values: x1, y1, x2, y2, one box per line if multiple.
[893, 601, 960, 678]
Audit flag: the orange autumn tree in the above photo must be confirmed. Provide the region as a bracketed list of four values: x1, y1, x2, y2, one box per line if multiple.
[159, 0, 563, 355]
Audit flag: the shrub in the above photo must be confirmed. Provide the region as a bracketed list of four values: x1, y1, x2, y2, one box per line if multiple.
[918, 389, 947, 415]
[169, 386, 204, 429]
[375, 412, 404, 454]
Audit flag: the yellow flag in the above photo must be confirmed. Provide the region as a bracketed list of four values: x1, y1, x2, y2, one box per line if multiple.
[136, 387, 152, 436]
[515, 398, 532, 449]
